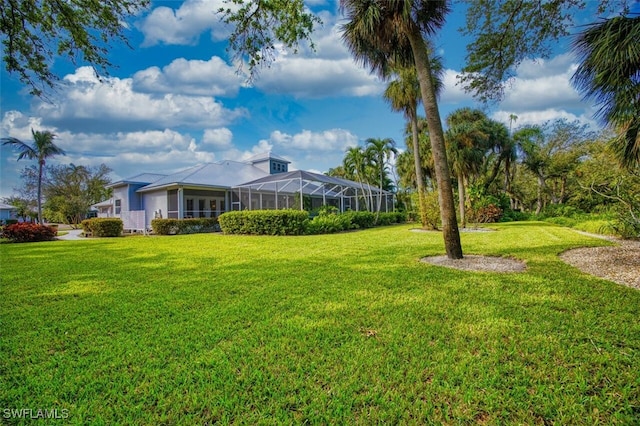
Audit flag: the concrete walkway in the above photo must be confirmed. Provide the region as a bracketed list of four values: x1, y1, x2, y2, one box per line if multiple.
[56, 229, 85, 241]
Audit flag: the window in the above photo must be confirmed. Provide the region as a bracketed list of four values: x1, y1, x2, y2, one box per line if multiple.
[186, 199, 194, 218]
[115, 199, 121, 214]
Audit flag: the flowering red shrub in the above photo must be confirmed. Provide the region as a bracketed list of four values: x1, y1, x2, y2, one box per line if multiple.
[1, 223, 57, 243]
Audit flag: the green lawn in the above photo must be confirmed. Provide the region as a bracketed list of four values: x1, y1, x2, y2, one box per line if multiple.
[1, 222, 638, 424]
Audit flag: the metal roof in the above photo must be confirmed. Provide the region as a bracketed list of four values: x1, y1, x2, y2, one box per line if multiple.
[108, 173, 167, 188]
[137, 161, 270, 192]
[235, 169, 390, 194]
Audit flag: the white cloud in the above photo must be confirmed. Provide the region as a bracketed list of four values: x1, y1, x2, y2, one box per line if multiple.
[243, 13, 385, 98]
[500, 56, 583, 112]
[256, 57, 382, 98]
[34, 67, 247, 132]
[0, 112, 224, 197]
[202, 128, 233, 149]
[264, 128, 359, 152]
[132, 56, 243, 97]
[138, 0, 232, 46]
[440, 69, 474, 105]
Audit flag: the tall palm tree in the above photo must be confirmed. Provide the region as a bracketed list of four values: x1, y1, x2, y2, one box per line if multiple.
[2, 129, 66, 223]
[343, 146, 372, 211]
[340, 0, 462, 258]
[365, 137, 397, 219]
[572, 15, 640, 169]
[383, 58, 443, 228]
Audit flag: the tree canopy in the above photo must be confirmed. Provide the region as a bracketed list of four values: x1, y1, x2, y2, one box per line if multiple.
[1, 0, 148, 97]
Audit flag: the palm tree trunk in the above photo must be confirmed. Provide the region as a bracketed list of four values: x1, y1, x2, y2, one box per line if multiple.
[407, 22, 462, 259]
[458, 172, 466, 229]
[37, 160, 44, 224]
[536, 174, 546, 215]
[376, 161, 383, 221]
[410, 110, 429, 228]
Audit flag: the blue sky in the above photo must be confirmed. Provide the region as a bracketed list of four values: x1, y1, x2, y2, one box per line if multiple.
[1, 0, 636, 199]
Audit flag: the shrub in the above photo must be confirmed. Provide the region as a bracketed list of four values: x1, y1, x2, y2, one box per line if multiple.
[376, 211, 407, 226]
[539, 204, 585, 219]
[500, 209, 530, 222]
[469, 204, 503, 223]
[1, 222, 57, 243]
[81, 218, 123, 237]
[219, 210, 308, 235]
[306, 214, 351, 235]
[411, 191, 441, 230]
[4, 219, 19, 226]
[151, 218, 219, 235]
[342, 211, 375, 229]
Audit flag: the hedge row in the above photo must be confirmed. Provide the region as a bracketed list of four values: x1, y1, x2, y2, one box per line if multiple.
[1, 222, 57, 243]
[219, 210, 407, 236]
[219, 210, 308, 235]
[81, 218, 123, 237]
[151, 218, 219, 235]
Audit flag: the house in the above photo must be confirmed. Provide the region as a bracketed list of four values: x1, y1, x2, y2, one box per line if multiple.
[99, 152, 392, 231]
[0, 203, 17, 221]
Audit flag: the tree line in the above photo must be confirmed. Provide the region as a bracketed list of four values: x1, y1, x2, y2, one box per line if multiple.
[2, 130, 112, 226]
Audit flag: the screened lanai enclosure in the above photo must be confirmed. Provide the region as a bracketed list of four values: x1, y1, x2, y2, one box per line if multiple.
[231, 170, 394, 213]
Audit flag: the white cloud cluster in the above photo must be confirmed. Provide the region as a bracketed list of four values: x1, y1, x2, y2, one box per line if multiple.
[133, 56, 243, 97]
[137, 0, 231, 46]
[485, 53, 597, 128]
[264, 128, 359, 152]
[255, 58, 383, 98]
[0, 111, 226, 196]
[34, 67, 247, 132]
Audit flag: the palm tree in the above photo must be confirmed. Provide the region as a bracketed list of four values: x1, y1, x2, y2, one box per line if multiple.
[383, 59, 443, 228]
[365, 137, 397, 219]
[445, 108, 495, 228]
[513, 126, 547, 214]
[2, 129, 66, 223]
[572, 15, 640, 169]
[343, 146, 372, 211]
[340, 0, 462, 258]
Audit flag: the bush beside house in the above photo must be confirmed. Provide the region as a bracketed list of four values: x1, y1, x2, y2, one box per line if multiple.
[219, 210, 407, 236]
[219, 210, 308, 235]
[81, 218, 124, 237]
[151, 218, 219, 235]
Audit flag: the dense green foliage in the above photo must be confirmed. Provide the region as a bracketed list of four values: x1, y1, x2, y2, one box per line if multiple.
[219, 210, 309, 235]
[305, 213, 354, 235]
[151, 218, 219, 235]
[81, 218, 123, 237]
[1, 0, 149, 97]
[572, 15, 640, 169]
[218, 0, 320, 79]
[219, 210, 406, 236]
[1, 224, 638, 423]
[0, 222, 56, 242]
[44, 164, 112, 225]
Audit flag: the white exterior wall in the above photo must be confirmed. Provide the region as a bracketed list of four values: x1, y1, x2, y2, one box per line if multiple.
[142, 189, 167, 228]
[112, 186, 130, 214]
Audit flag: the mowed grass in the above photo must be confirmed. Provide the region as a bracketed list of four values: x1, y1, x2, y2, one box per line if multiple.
[1, 222, 639, 424]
